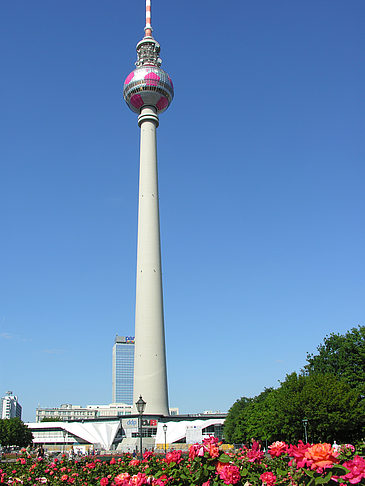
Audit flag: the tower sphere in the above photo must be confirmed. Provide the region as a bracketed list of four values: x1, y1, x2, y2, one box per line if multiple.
[123, 66, 174, 114]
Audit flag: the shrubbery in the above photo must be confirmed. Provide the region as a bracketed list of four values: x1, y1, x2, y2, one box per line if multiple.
[1, 438, 364, 485]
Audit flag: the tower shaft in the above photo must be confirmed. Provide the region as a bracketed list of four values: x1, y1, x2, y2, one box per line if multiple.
[133, 106, 169, 415]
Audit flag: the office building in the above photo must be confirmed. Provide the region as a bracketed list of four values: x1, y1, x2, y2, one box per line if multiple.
[1, 391, 22, 419]
[112, 335, 135, 405]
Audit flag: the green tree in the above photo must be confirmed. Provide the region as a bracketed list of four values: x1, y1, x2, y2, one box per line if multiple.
[242, 388, 279, 444]
[224, 373, 364, 445]
[223, 396, 252, 444]
[299, 372, 364, 443]
[41, 417, 61, 422]
[304, 325, 365, 394]
[0, 418, 33, 448]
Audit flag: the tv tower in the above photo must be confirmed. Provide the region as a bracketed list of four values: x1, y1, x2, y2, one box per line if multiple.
[123, 0, 173, 416]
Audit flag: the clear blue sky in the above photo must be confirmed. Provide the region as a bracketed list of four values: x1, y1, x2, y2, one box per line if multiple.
[1, 1, 364, 422]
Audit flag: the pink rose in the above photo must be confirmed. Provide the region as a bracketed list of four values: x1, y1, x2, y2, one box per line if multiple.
[260, 471, 276, 486]
[218, 464, 241, 485]
[268, 441, 287, 457]
[332, 455, 365, 484]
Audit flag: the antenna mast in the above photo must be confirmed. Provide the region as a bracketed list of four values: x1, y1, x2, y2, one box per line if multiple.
[145, 0, 152, 37]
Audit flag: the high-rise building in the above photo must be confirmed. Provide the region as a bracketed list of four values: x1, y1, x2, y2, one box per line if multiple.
[1, 391, 22, 419]
[112, 335, 135, 405]
[123, 0, 173, 416]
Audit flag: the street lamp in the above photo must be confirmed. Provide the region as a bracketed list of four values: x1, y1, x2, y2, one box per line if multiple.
[62, 429, 66, 454]
[163, 424, 167, 455]
[136, 396, 146, 460]
[302, 418, 308, 443]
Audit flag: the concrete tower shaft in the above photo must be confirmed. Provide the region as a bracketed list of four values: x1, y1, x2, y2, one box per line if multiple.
[134, 106, 169, 415]
[123, 1, 172, 416]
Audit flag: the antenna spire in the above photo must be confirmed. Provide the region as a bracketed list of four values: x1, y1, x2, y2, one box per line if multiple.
[145, 0, 153, 37]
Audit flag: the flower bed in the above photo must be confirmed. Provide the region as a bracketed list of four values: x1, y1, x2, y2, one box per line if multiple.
[0, 439, 364, 485]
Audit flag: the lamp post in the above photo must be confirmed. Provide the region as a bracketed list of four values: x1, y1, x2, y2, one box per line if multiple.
[163, 424, 167, 455]
[62, 429, 66, 454]
[136, 396, 146, 460]
[302, 418, 308, 443]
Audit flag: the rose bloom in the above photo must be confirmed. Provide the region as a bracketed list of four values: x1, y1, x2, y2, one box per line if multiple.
[165, 450, 182, 464]
[268, 441, 287, 458]
[114, 473, 131, 486]
[287, 441, 310, 468]
[207, 443, 220, 458]
[130, 473, 148, 486]
[332, 455, 365, 485]
[203, 437, 220, 458]
[130, 459, 141, 466]
[218, 464, 241, 485]
[143, 451, 153, 461]
[61, 475, 68, 481]
[260, 471, 277, 486]
[246, 442, 264, 464]
[188, 443, 205, 459]
[341, 444, 356, 454]
[216, 462, 226, 475]
[305, 443, 339, 471]
[100, 478, 109, 486]
[110, 458, 116, 465]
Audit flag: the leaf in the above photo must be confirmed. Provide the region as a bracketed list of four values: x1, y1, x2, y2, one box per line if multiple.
[304, 469, 315, 478]
[314, 471, 332, 484]
[330, 465, 349, 475]
[241, 468, 248, 476]
[218, 454, 231, 463]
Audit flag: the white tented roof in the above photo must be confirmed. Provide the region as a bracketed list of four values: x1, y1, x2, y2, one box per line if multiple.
[26, 421, 121, 450]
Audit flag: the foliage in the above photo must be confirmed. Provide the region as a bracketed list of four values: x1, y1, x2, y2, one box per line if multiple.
[304, 325, 365, 395]
[0, 439, 364, 485]
[41, 417, 62, 422]
[0, 418, 33, 448]
[224, 373, 364, 444]
[222, 396, 252, 444]
[224, 325, 365, 445]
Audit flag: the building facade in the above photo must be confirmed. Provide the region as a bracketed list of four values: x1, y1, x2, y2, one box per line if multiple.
[112, 335, 135, 405]
[1, 391, 22, 419]
[27, 413, 226, 453]
[36, 403, 132, 423]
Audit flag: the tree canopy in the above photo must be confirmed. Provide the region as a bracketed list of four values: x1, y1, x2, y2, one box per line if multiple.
[224, 325, 365, 445]
[304, 325, 365, 394]
[0, 418, 33, 448]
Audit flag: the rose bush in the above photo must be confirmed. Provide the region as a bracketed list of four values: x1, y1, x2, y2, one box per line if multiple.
[0, 439, 363, 485]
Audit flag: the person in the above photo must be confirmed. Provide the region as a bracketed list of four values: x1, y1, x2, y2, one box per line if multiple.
[69, 446, 75, 460]
[332, 441, 340, 452]
[37, 445, 44, 458]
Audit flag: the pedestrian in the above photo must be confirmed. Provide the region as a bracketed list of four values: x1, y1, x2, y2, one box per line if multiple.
[37, 445, 44, 458]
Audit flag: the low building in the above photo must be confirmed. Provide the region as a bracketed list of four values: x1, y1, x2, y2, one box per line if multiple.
[27, 413, 227, 453]
[36, 403, 132, 422]
[1, 391, 22, 419]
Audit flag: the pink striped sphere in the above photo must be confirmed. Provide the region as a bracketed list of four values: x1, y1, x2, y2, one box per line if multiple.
[123, 66, 174, 114]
